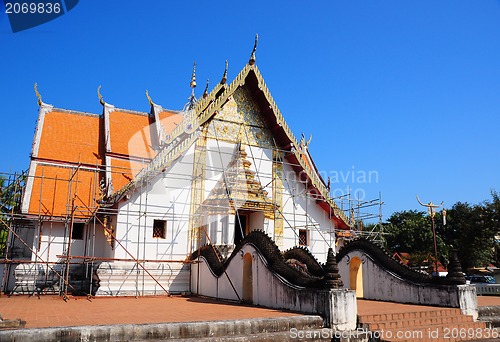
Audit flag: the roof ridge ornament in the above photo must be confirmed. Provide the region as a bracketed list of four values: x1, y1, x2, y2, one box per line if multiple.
[249, 34, 258, 65]
[97, 85, 105, 105]
[299, 133, 312, 152]
[221, 60, 228, 84]
[203, 79, 209, 98]
[190, 61, 197, 89]
[187, 61, 197, 110]
[145, 89, 154, 106]
[34, 83, 42, 106]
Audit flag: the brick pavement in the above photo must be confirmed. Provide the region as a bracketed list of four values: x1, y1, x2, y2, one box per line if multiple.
[0, 295, 299, 329]
[1, 294, 499, 330]
[358, 296, 500, 316]
[477, 296, 500, 307]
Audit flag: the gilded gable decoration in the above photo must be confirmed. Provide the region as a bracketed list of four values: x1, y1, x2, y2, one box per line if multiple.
[206, 87, 273, 148]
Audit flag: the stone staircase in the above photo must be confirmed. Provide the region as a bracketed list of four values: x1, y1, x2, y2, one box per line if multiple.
[359, 307, 494, 342]
[0, 316, 331, 342]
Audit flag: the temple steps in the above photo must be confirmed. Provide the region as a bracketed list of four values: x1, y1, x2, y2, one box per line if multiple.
[0, 316, 331, 342]
[359, 307, 492, 342]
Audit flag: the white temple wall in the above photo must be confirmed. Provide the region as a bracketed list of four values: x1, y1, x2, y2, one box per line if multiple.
[114, 144, 195, 261]
[338, 250, 478, 319]
[280, 162, 336, 263]
[31, 221, 112, 263]
[113, 136, 336, 264]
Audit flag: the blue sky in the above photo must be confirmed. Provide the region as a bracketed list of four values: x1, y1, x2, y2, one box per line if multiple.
[0, 1, 499, 219]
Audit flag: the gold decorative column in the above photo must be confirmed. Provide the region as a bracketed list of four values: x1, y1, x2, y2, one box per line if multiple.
[272, 149, 284, 247]
[189, 132, 207, 251]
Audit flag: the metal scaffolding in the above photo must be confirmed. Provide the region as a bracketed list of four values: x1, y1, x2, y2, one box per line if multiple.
[0, 128, 382, 298]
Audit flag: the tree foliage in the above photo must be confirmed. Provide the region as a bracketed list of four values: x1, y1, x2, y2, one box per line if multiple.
[383, 192, 499, 271]
[0, 173, 25, 257]
[383, 210, 448, 269]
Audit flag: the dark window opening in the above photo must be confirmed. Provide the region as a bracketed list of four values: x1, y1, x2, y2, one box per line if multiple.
[298, 229, 308, 246]
[72, 223, 85, 240]
[153, 219, 166, 239]
[234, 214, 247, 245]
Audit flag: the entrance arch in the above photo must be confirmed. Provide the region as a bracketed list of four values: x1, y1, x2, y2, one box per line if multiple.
[349, 256, 363, 298]
[242, 253, 253, 303]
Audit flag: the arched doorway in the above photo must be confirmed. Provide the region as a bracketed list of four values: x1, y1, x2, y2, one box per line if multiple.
[242, 253, 253, 303]
[349, 257, 363, 298]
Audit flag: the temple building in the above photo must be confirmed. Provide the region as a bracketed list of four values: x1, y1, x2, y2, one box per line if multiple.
[2, 40, 351, 296]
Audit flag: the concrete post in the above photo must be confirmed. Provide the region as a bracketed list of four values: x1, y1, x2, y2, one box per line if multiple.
[457, 284, 478, 320]
[326, 288, 357, 330]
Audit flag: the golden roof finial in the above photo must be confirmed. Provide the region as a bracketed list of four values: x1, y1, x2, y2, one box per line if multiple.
[249, 34, 258, 65]
[190, 61, 197, 89]
[97, 85, 105, 105]
[145, 89, 154, 106]
[34, 83, 42, 106]
[221, 60, 228, 84]
[203, 79, 209, 98]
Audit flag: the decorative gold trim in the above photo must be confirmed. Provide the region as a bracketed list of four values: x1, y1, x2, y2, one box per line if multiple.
[273, 149, 284, 247]
[189, 132, 207, 250]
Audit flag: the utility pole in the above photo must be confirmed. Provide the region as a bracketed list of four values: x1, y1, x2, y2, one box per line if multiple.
[416, 196, 444, 276]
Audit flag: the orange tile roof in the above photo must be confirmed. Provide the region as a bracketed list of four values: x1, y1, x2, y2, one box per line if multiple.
[158, 110, 183, 134]
[27, 163, 100, 218]
[109, 157, 145, 193]
[108, 110, 154, 159]
[37, 111, 102, 165]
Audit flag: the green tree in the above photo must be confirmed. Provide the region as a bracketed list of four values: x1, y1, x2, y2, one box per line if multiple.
[383, 210, 448, 269]
[383, 193, 499, 272]
[436, 193, 499, 270]
[0, 173, 25, 257]
[0, 175, 10, 256]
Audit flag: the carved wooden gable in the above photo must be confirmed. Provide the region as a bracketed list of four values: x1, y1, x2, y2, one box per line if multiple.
[206, 86, 274, 148]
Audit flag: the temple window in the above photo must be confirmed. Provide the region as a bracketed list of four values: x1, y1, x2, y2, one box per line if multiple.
[221, 216, 229, 244]
[209, 221, 217, 243]
[153, 219, 167, 239]
[72, 223, 85, 240]
[298, 229, 309, 246]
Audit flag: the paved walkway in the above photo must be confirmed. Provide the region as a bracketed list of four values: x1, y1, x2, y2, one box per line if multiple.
[0, 295, 299, 329]
[478, 295, 500, 306]
[358, 296, 500, 316]
[1, 294, 499, 330]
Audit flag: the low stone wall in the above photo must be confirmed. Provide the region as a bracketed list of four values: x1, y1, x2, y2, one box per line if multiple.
[10, 263, 64, 295]
[95, 261, 190, 296]
[191, 243, 357, 330]
[474, 283, 500, 296]
[338, 248, 478, 320]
